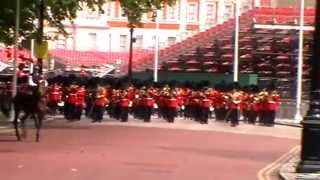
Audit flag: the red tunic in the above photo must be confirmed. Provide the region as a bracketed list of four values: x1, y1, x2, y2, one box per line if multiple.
[201, 98, 211, 108]
[167, 98, 178, 108]
[67, 93, 77, 104]
[120, 98, 130, 107]
[144, 97, 155, 107]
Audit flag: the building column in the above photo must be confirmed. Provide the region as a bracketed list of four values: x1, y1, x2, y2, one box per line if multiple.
[72, 24, 77, 51]
[198, 0, 207, 31]
[179, 0, 187, 41]
[217, 0, 225, 24]
[254, 0, 260, 7]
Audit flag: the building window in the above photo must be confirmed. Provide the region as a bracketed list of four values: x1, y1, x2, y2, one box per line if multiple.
[119, 6, 127, 18]
[224, 4, 234, 20]
[81, 10, 100, 19]
[106, 2, 114, 17]
[120, 35, 128, 51]
[88, 33, 97, 50]
[167, 37, 176, 46]
[55, 39, 66, 49]
[206, 2, 217, 26]
[167, 4, 178, 21]
[187, 3, 197, 22]
[134, 35, 143, 49]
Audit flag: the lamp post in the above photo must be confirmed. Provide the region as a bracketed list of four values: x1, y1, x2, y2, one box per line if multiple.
[37, 0, 45, 75]
[12, 0, 20, 98]
[296, 0, 320, 173]
[128, 26, 134, 81]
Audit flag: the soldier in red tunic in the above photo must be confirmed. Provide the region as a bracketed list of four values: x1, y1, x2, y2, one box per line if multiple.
[74, 85, 86, 120]
[119, 90, 130, 122]
[65, 85, 78, 120]
[247, 87, 260, 124]
[167, 93, 178, 123]
[200, 92, 212, 124]
[143, 94, 155, 122]
[47, 83, 62, 115]
[266, 89, 280, 126]
[92, 86, 108, 122]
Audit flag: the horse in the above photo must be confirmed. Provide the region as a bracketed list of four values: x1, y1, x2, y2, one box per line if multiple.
[0, 82, 47, 142]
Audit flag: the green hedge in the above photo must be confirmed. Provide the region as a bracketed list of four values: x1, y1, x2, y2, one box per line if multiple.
[132, 72, 258, 86]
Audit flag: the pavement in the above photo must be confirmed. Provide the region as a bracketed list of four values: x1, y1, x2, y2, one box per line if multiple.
[0, 114, 303, 180]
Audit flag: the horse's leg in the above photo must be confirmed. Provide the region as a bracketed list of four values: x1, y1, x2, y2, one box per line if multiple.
[20, 113, 29, 139]
[13, 110, 21, 141]
[34, 113, 43, 142]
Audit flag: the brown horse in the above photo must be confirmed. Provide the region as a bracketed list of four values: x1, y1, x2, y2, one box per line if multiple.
[0, 84, 47, 141]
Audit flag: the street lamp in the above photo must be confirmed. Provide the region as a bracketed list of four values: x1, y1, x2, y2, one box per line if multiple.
[12, 0, 20, 98]
[296, 0, 320, 173]
[37, 0, 45, 75]
[128, 26, 134, 81]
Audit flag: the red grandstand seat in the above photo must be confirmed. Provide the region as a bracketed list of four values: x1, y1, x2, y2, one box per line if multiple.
[276, 64, 291, 71]
[168, 67, 182, 72]
[206, 67, 219, 73]
[185, 68, 201, 72]
[276, 71, 291, 78]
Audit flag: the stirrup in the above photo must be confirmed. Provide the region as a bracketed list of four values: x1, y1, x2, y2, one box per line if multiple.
[28, 76, 37, 86]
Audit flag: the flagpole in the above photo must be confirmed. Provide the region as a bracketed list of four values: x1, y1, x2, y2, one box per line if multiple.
[233, 0, 240, 82]
[294, 0, 305, 122]
[154, 10, 160, 82]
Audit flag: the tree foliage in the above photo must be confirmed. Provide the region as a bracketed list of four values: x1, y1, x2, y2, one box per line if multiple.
[0, 0, 105, 45]
[113, 0, 177, 27]
[0, 0, 176, 45]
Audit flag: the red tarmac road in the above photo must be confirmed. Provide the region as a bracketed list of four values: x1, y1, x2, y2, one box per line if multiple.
[0, 122, 298, 180]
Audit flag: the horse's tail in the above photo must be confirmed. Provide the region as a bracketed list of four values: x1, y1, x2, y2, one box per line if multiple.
[0, 96, 12, 118]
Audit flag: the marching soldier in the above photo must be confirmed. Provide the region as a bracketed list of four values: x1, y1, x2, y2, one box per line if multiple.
[119, 90, 130, 122]
[65, 85, 77, 120]
[266, 89, 280, 126]
[74, 85, 86, 120]
[257, 88, 269, 125]
[200, 92, 211, 124]
[47, 83, 62, 115]
[143, 94, 155, 122]
[227, 88, 242, 127]
[167, 93, 178, 123]
[92, 86, 108, 122]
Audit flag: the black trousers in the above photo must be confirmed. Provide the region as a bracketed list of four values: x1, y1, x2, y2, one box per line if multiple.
[65, 103, 76, 120]
[201, 108, 210, 124]
[48, 101, 58, 115]
[92, 105, 105, 122]
[167, 107, 176, 123]
[214, 108, 227, 121]
[120, 107, 129, 122]
[265, 110, 276, 125]
[74, 106, 83, 120]
[144, 106, 152, 122]
[259, 110, 268, 125]
[248, 110, 258, 124]
[230, 109, 239, 126]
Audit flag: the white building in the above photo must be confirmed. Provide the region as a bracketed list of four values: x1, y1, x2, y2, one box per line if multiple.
[46, 0, 268, 52]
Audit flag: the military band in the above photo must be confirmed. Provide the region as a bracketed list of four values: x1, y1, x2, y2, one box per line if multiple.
[43, 82, 281, 126]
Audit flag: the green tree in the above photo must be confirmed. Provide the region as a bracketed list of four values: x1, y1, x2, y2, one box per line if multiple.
[117, 0, 176, 28]
[0, 0, 105, 45]
[114, 0, 176, 79]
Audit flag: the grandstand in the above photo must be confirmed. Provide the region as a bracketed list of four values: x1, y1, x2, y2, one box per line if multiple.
[0, 7, 315, 100]
[137, 7, 315, 99]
